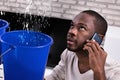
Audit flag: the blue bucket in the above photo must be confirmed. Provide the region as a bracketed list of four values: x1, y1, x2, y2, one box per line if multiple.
[0, 30, 53, 80]
[0, 19, 9, 36]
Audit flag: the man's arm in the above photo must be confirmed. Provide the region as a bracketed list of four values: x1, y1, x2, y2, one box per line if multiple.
[94, 69, 106, 80]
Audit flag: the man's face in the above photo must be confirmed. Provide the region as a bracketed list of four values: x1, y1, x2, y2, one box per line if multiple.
[67, 13, 95, 52]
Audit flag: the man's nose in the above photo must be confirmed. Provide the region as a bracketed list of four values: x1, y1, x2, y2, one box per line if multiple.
[68, 27, 78, 36]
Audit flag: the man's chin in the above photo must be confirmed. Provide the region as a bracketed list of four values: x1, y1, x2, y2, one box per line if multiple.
[67, 47, 80, 52]
[67, 47, 74, 51]
[67, 46, 87, 52]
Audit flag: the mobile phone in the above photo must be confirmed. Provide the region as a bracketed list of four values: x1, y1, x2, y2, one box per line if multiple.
[91, 33, 102, 45]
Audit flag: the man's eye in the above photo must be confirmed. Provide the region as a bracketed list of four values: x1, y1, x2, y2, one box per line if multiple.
[79, 26, 85, 31]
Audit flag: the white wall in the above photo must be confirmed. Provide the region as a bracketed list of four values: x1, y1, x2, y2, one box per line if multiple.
[104, 26, 120, 62]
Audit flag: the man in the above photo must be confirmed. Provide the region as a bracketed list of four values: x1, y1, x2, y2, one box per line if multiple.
[45, 10, 120, 80]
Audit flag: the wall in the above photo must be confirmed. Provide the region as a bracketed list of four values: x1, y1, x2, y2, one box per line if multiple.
[104, 26, 120, 62]
[0, 0, 120, 27]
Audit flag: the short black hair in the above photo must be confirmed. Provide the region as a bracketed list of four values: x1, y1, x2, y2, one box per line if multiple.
[82, 10, 108, 36]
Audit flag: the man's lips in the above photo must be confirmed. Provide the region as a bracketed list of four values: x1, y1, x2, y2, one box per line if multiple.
[67, 40, 74, 45]
[67, 38, 75, 45]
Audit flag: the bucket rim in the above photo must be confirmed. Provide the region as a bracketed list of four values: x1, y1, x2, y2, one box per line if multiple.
[0, 19, 9, 30]
[0, 30, 53, 48]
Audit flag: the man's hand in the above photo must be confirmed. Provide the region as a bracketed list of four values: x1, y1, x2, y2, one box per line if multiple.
[83, 40, 107, 80]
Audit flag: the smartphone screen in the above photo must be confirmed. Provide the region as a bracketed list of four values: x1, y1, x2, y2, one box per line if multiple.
[91, 33, 102, 45]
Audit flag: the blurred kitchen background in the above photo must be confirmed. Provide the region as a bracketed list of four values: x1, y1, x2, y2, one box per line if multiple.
[0, 0, 120, 78]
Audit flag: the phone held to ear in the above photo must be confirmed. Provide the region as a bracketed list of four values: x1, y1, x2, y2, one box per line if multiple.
[84, 33, 102, 54]
[91, 33, 102, 45]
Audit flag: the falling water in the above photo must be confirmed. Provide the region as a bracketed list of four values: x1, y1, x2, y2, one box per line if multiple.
[20, 0, 52, 46]
[0, 11, 5, 16]
[23, 0, 52, 32]
[0, 0, 52, 46]
[23, 0, 33, 31]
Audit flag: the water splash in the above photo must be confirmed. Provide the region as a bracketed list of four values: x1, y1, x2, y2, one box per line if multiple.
[22, 0, 52, 32]
[0, 11, 5, 15]
[15, 0, 52, 45]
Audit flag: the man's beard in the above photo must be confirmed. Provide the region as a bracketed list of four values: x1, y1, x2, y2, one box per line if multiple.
[67, 46, 89, 56]
[67, 41, 89, 56]
[67, 44, 83, 52]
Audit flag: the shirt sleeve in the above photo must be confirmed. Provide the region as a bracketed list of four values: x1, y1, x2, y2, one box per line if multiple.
[106, 56, 120, 80]
[109, 71, 120, 80]
[45, 49, 68, 80]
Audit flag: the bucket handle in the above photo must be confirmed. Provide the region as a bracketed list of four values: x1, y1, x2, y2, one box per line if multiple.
[0, 44, 15, 64]
[0, 46, 14, 58]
